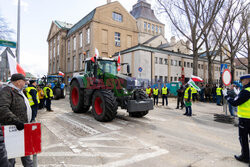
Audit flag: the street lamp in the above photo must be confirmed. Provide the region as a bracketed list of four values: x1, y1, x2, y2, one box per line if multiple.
[16, 0, 21, 64]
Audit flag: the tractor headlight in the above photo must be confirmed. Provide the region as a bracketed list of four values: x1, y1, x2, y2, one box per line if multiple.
[123, 88, 128, 94]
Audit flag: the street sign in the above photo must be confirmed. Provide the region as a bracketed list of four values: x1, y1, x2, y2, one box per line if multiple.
[138, 67, 143, 73]
[220, 64, 228, 74]
[222, 69, 232, 86]
[0, 40, 16, 48]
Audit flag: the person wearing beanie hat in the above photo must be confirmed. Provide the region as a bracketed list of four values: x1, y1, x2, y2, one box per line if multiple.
[223, 74, 250, 165]
[26, 80, 40, 122]
[0, 73, 33, 166]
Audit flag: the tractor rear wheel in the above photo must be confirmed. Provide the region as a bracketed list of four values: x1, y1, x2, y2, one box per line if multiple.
[70, 80, 90, 113]
[129, 90, 149, 118]
[54, 88, 61, 100]
[92, 90, 118, 122]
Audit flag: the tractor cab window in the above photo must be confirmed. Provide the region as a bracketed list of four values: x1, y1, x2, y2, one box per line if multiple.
[84, 61, 94, 75]
[98, 60, 117, 75]
[47, 77, 61, 84]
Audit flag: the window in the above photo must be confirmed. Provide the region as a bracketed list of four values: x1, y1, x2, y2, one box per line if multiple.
[57, 60, 59, 72]
[191, 63, 193, 68]
[159, 76, 163, 82]
[155, 76, 157, 82]
[179, 61, 181, 66]
[86, 28, 90, 44]
[67, 40, 70, 54]
[175, 60, 177, 66]
[73, 37, 76, 50]
[115, 32, 121, 47]
[57, 43, 59, 56]
[148, 23, 151, 31]
[164, 76, 168, 82]
[144, 22, 147, 31]
[79, 54, 83, 70]
[156, 25, 158, 33]
[159, 58, 163, 64]
[201, 65, 203, 69]
[155, 57, 158, 64]
[152, 24, 154, 32]
[57, 35, 60, 44]
[174, 77, 177, 81]
[49, 63, 51, 73]
[171, 77, 173, 82]
[53, 46, 55, 58]
[164, 59, 168, 65]
[112, 12, 123, 22]
[86, 50, 89, 58]
[79, 32, 82, 48]
[171, 60, 173, 66]
[159, 26, 162, 33]
[184, 62, 186, 67]
[50, 42, 52, 60]
[67, 58, 70, 72]
[198, 64, 201, 69]
[53, 62, 55, 73]
[73, 56, 76, 71]
[236, 71, 238, 76]
[187, 62, 190, 68]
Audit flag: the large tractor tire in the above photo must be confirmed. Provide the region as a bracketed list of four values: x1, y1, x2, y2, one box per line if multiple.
[92, 90, 118, 122]
[129, 90, 149, 118]
[54, 88, 62, 100]
[61, 87, 66, 98]
[70, 80, 90, 113]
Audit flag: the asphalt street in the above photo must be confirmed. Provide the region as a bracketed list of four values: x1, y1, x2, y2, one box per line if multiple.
[15, 97, 248, 167]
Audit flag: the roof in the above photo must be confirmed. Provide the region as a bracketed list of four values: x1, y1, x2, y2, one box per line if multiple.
[199, 51, 218, 57]
[67, 9, 96, 37]
[130, 0, 162, 24]
[54, 20, 73, 30]
[143, 35, 161, 44]
[234, 58, 248, 66]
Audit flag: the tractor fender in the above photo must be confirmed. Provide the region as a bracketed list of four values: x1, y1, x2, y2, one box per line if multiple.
[70, 76, 85, 88]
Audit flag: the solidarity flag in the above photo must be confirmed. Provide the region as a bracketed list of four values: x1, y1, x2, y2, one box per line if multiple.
[191, 75, 203, 82]
[91, 48, 99, 63]
[188, 79, 201, 91]
[7, 52, 26, 76]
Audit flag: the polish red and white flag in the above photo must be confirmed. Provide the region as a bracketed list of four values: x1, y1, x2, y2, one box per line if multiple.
[7, 52, 26, 76]
[91, 48, 99, 63]
[58, 71, 65, 77]
[191, 75, 203, 82]
[2, 123, 41, 159]
[117, 52, 121, 71]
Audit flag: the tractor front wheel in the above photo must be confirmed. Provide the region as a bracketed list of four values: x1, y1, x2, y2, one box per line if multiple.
[92, 90, 118, 122]
[70, 80, 90, 113]
[54, 88, 61, 100]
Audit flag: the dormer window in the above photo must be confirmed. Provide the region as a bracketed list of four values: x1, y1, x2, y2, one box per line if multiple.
[112, 12, 123, 22]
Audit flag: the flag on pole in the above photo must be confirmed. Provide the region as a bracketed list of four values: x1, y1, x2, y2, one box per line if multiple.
[188, 79, 201, 91]
[91, 48, 99, 63]
[7, 52, 26, 76]
[191, 75, 203, 82]
[117, 52, 121, 71]
[58, 71, 65, 77]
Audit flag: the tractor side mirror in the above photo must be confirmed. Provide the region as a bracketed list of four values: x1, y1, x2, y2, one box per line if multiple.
[127, 65, 130, 74]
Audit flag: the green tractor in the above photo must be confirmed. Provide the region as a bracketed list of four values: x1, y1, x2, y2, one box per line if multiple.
[69, 56, 153, 122]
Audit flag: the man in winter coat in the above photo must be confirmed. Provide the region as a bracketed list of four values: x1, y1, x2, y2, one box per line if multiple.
[0, 73, 33, 167]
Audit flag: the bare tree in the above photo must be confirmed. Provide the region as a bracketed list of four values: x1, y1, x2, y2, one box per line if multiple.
[0, 16, 13, 40]
[217, 0, 247, 81]
[157, 0, 224, 76]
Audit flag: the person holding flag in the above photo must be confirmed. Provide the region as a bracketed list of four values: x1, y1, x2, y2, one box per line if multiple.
[183, 84, 192, 116]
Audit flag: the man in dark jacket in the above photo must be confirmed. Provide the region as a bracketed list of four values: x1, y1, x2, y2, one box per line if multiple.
[26, 80, 39, 122]
[0, 74, 33, 167]
[176, 86, 184, 109]
[43, 84, 54, 112]
[212, 84, 217, 103]
[0, 124, 11, 167]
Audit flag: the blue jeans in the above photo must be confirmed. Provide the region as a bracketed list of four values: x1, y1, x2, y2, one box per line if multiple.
[200, 92, 204, 102]
[31, 105, 38, 122]
[185, 106, 192, 116]
[228, 103, 236, 116]
[162, 95, 168, 106]
[45, 98, 52, 111]
[216, 95, 221, 105]
[212, 94, 216, 103]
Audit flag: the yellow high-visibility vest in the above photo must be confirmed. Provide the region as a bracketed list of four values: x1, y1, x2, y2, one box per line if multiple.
[191, 87, 197, 93]
[26, 87, 40, 106]
[238, 87, 250, 119]
[153, 89, 159, 96]
[146, 88, 151, 95]
[184, 87, 192, 99]
[43, 87, 54, 98]
[216, 87, 222, 96]
[162, 87, 168, 95]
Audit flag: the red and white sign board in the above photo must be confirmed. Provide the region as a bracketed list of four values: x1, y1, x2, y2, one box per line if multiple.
[1, 123, 41, 159]
[222, 69, 232, 86]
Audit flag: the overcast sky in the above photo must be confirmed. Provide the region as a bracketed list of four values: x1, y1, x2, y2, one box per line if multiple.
[0, 0, 171, 76]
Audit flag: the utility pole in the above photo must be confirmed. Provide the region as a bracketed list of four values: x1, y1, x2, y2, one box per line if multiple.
[16, 0, 21, 63]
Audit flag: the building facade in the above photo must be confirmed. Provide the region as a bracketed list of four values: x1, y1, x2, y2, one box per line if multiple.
[47, 1, 138, 82]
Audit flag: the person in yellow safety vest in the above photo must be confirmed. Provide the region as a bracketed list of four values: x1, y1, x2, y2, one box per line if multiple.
[43, 84, 54, 112]
[37, 86, 45, 109]
[26, 80, 40, 122]
[183, 84, 192, 116]
[153, 86, 159, 106]
[191, 87, 198, 102]
[223, 74, 250, 165]
[216, 85, 223, 106]
[146, 85, 152, 98]
[162, 84, 169, 106]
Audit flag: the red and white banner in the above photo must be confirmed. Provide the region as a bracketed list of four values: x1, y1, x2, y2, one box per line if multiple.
[191, 75, 203, 82]
[58, 71, 65, 77]
[2, 123, 41, 159]
[7, 52, 26, 76]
